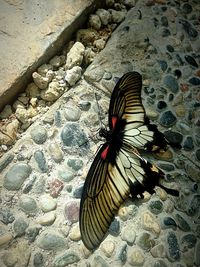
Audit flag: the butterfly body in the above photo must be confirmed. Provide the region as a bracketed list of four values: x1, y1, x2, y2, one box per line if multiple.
[79, 72, 178, 251]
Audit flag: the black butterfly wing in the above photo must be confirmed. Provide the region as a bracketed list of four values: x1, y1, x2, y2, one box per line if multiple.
[79, 142, 165, 250]
[109, 72, 167, 151]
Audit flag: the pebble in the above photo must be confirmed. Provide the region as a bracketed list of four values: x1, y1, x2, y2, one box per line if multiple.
[184, 55, 198, 68]
[65, 41, 85, 69]
[100, 240, 115, 257]
[88, 14, 101, 30]
[158, 162, 175, 172]
[150, 243, 166, 258]
[58, 169, 74, 182]
[61, 122, 89, 148]
[40, 81, 65, 102]
[136, 232, 155, 251]
[179, 19, 198, 39]
[73, 183, 84, 198]
[19, 195, 38, 215]
[162, 216, 177, 230]
[181, 234, 197, 252]
[157, 60, 168, 72]
[34, 150, 48, 173]
[109, 218, 120, 235]
[53, 250, 80, 267]
[37, 231, 66, 250]
[188, 77, 200, 85]
[64, 201, 80, 223]
[167, 231, 180, 261]
[183, 136, 194, 151]
[30, 126, 47, 144]
[142, 212, 160, 235]
[49, 55, 65, 68]
[64, 106, 81, 121]
[32, 72, 49, 89]
[0, 232, 13, 247]
[0, 208, 15, 224]
[26, 226, 40, 242]
[48, 142, 63, 163]
[148, 200, 163, 215]
[163, 75, 179, 93]
[22, 175, 37, 193]
[159, 111, 177, 127]
[49, 178, 64, 198]
[121, 225, 136, 245]
[39, 194, 57, 212]
[96, 9, 111, 26]
[13, 217, 29, 237]
[33, 252, 44, 267]
[164, 130, 183, 147]
[37, 211, 56, 226]
[187, 194, 200, 216]
[65, 66, 82, 86]
[67, 158, 83, 171]
[128, 248, 145, 266]
[69, 224, 81, 241]
[157, 100, 167, 110]
[54, 110, 62, 127]
[3, 163, 32, 191]
[181, 3, 192, 14]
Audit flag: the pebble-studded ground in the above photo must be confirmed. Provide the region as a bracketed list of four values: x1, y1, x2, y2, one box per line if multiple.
[0, 0, 200, 266]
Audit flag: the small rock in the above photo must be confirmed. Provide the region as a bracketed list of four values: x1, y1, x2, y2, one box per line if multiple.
[37, 211, 56, 226]
[160, 111, 177, 127]
[49, 55, 65, 68]
[158, 162, 175, 172]
[58, 169, 74, 182]
[150, 243, 166, 258]
[25, 83, 40, 98]
[157, 101, 167, 110]
[67, 158, 83, 171]
[37, 231, 66, 250]
[69, 224, 81, 241]
[88, 14, 101, 30]
[92, 255, 109, 267]
[0, 119, 19, 145]
[115, 241, 127, 263]
[54, 110, 62, 127]
[184, 55, 198, 68]
[13, 217, 29, 237]
[37, 64, 53, 76]
[110, 9, 126, 23]
[48, 142, 63, 163]
[40, 81, 65, 102]
[118, 206, 129, 221]
[163, 75, 179, 93]
[48, 179, 64, 198]
[109, 218, 120, 235]
[3, 163, 32, 190]
[100, 240, 115, 257]
[0, 232, 13, 247]
[167, 231, 180, 261]
[196, 149, 200, 161]
[79, 100, 91, 111]
[128, 248, 145, 266]
[64, 201, 79, 223]
[157, 60, 168, 72]
[142, 212, 160, 235]
[39, 194, 57, 212]
[96, 9, 111, 26]
[34, 150, 48, 173]
[26, 226, 40, 242]
[19, 195, 38, 215]
[30, 126, 47, 144]
[0, 152, 14, 173]
[54, 250, 80, 267]
[73, 183, 84, 199]
[0, 105, 12, 119]
[66, 42, 85, 69]
[33, 252, 44, 267]
[164, 130, 183, 147]
[181, 234, 197, 252]
[136, 232, 155, 251]
[188, 77, 200, 85]
[187, 194, 200, 216]
[65, 66, 82, 86]
[0, 208, 15, 224]
[64, 105, 81, 121]
[179, 19, 198, 39]
[181, 3, 192, 14]
[162, 217, 177, 230]
[121, 225, 136, 245]
[32, 72, 49, 89]
[148, 200, 163, 215]
[94, 38, 106, 50]
[183, 136, 194, 150]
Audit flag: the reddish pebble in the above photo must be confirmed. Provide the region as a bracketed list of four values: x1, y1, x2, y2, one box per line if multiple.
[180, 83, 189, 92]
[196, 69, 200, 77]
[64, 201, 80, 223]
[49, 179, 64, 198]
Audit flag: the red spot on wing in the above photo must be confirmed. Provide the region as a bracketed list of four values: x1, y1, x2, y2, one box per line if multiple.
[101, 145, 109, 160]
[112, 116, 118, 129]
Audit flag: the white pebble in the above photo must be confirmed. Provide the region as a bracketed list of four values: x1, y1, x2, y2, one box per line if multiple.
[32, 72, 49, 89]
[39, 194, 57, 212]
[65, 42, 85, 69]
[65, 66, 82, 86]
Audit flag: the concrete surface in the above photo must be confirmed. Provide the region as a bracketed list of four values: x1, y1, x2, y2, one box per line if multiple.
[0, 0, 104, 111]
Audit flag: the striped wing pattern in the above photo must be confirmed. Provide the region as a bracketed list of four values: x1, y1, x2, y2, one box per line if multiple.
[79, 72, 168, 250]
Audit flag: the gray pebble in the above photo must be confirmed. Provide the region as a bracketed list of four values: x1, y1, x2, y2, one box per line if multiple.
[157, 60, 168, 72]
[162, 217, 177, 230]
[61, 122, 89, 148]
[34, 150, 48, 173]
[58, 169, 74, 182]
[92, 255, 109, 267]
[13, 217, 28, 237]
[33, 252, 44, 267]
[26, 226, 40, 242]
[79, 100, 91, 111]
[181, 234, 197, 252]
[53, 250, 80, 267]
[3, 163, 32, 191]
[64, 106, 81, 121]
[0, 208, 15, 224]
[189, 77, 200, 85]
[160, 111, 177, 127]
[181, 3, 192, 14]
[109, 218, 120, 235]
[115, 241, 127, 264]
[0, 153, 14, 173]
[30, 126, 47, 144]
[163, 75, 179, 93]
[183, 136, 194, 151]
[136, 232, 155, 251]
[164, 130, 183, 147]
[121, 225, 136, 245]
[167, 231, 180, 261]
[72, 183, 84, 199]
[158, 163, 175, 172]
[67, 158, 83, 171]
[37, 231, 66, 250]
[22, 175, 37, 193]
[176, 213, 191, 231]
[148, 200, 163, 215]
[19, 195, 38, 215]
[187, 194, 200, 216]
[179, 19, 198, 39]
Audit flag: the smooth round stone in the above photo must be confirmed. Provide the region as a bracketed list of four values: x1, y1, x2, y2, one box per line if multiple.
[148, 200, 163, 215]
[174, 69, 182, 79]
[49, 178, 64, 198]
[73, 183, 84, 199]
[144, 86, 155, 95]
[164, 130, 183, 146]
[115, 241, 127, 263]
[187, 194, 200, 216]
[58, 169, 74, 182]
[37, 211, 56, 226]
[3, 163, 32, 191]
[64, 201, 79, 223]
[163, 75, 179, 93]
[162, 216, 177, 230]
[175, 213, 191, 232]
[121, 225, 136, 245]
[61, 123, 89, 148]
[109, 218, 120, 235]
[37, 231, 66, 250]
[142, 212, 160, 235]
[19, 195, 37, 215]
[150, 243, 166, 258]
[189, 77, 200, 85]
[158, 162, 175, 172]
[136, 232, 155, 250]
[69, 224, 81, 241]
[33, 252, 44, 267]
[128, 248, 145, 266]
[67, 158, 83, 171]
[39, 195, 57, 212]
[177, 122, 191, 134]
[196, 149, 200, 161]
[64, 106, 81, 121]
[157, 60, 168, 72]
[181, 234, 197, 252]
[26, 226, 40, 242]
[34, 150, 48, 173]
[30, 126, 47, 144]
[13, 217, 28, 237]
[91, 255, 109, 267]
[0, 153, 14, 173]
[103, 71, 112, 80]
[0, 232, 13, 247]
[157, 100, 167, 110]
[184, 55, 198, 68]
[179, 19, 198, 38]
[54, 251, 80, 267]
[160, 111, 177, 127]
[100, 240, 115, 257]
[183, 136, 194, 150]
[23, 175, 37, 193]
[181, 3, 192, 14]
[79, 100, 91, 111]
[0, 209, 15, 224]
[166, 45, 174, 53]
[167, 231, 180, 261]
[48, 143, 63, 163]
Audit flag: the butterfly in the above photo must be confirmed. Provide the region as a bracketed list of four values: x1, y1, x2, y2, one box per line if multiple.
[79, 72, 179, 251]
